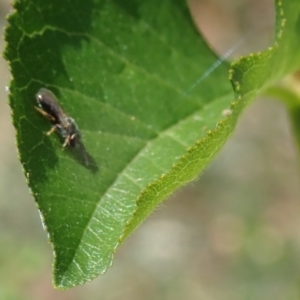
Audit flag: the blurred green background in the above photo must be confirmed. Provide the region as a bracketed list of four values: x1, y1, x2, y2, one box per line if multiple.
[1, 0, 300, 299]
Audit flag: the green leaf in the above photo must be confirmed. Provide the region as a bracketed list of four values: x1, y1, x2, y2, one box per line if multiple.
[4, 0, 300, 289]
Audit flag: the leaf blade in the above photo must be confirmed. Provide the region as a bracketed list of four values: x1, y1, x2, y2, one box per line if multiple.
[4, 0, 300, 289]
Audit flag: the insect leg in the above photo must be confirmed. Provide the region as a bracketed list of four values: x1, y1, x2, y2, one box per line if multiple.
[62, 135, 71, 148]
[35, 106, 56, 122]
[47, 124, 59, 136]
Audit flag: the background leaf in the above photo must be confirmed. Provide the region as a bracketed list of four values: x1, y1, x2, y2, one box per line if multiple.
[4, 0, 300, 289]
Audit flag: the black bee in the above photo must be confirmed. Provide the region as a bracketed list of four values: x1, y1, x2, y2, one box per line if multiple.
[35, 88, 89, 165]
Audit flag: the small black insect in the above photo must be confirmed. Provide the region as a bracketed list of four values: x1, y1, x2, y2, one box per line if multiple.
[35, 88, 89, 165]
